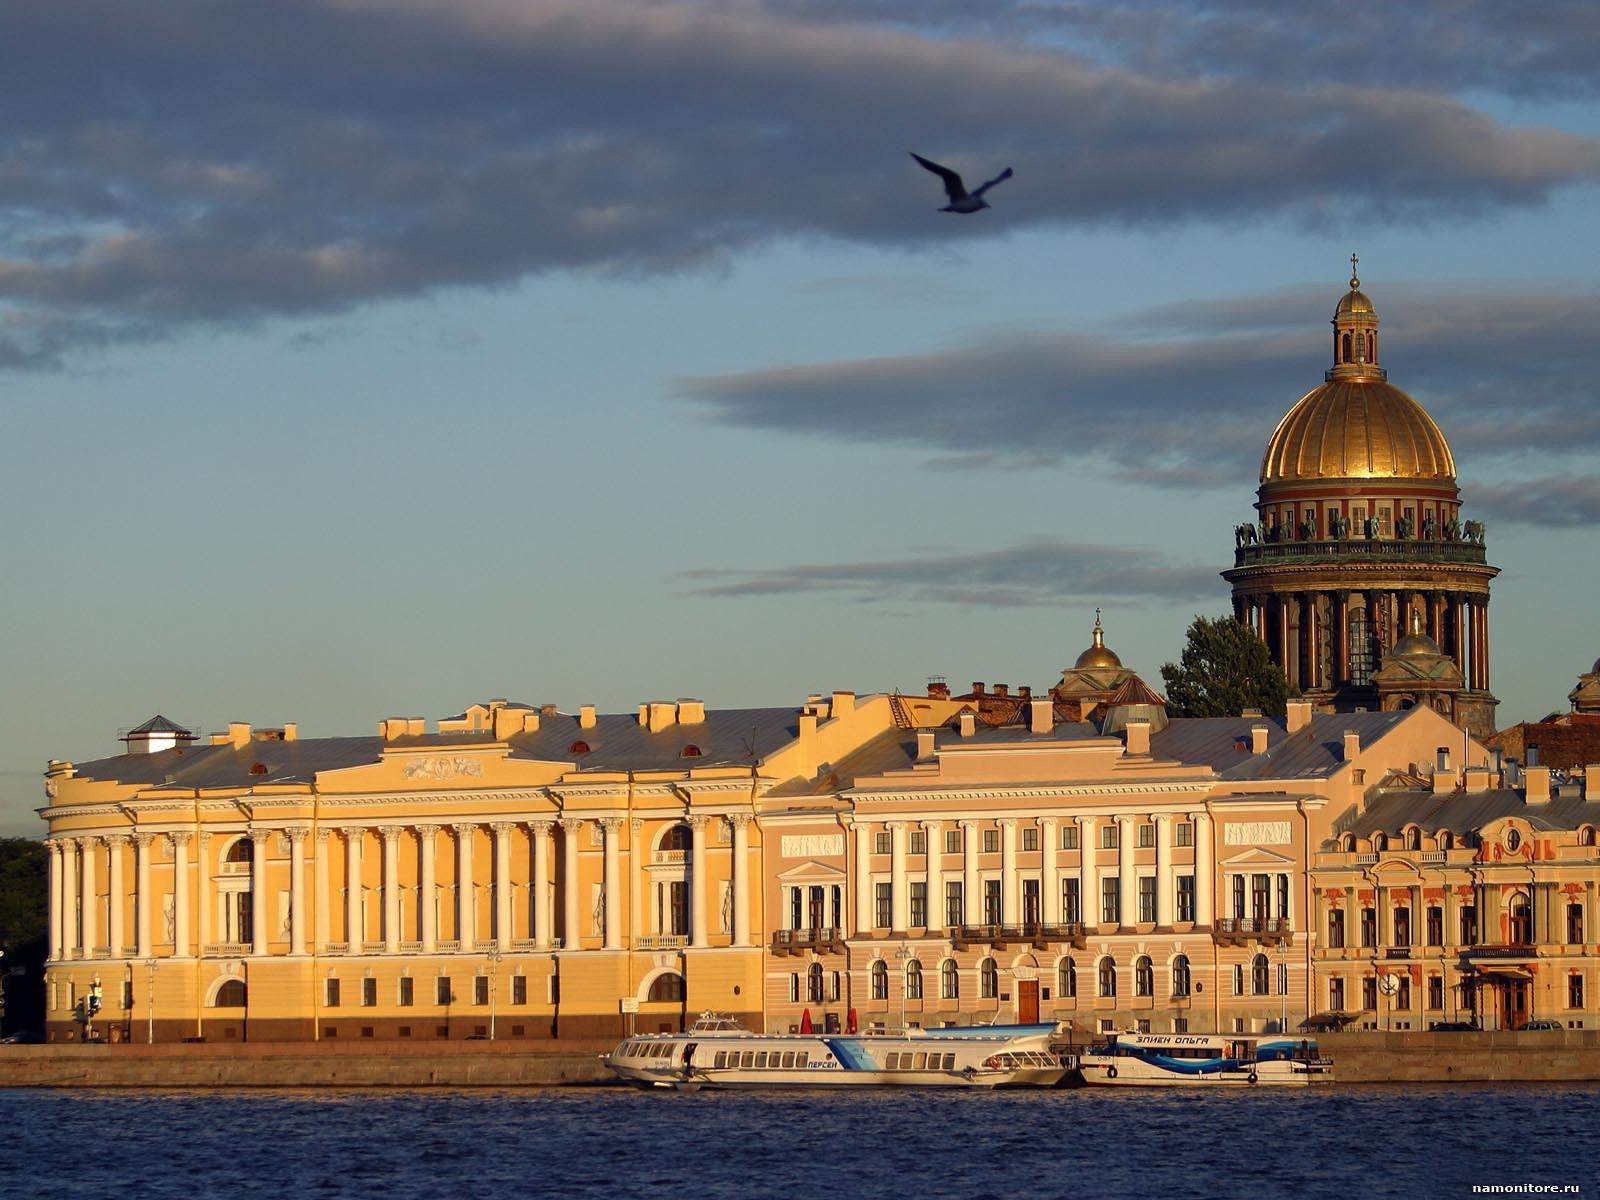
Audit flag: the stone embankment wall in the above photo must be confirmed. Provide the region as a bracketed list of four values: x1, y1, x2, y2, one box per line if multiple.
[1318, 1029, 1600, 1083]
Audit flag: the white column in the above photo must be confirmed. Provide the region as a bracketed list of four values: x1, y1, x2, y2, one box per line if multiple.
[1117, 816, 1136, 929]
[345, 827, 364, 948]
[1079, 817, 1097, 929]
[381, 827, 402, 953]
[134, 833, 155, 959]
[172, 832, 192, 957]
[248, 829, 270, 956]
[731, 814, 751, 946]
[560, 818, 582, 950]
[600, 818, 622, 950]
[889, 821, 909, 933]
[629, 819, 645, 945]
[313, 830, 331, 953]
[417, 825, 439, 953]
[287, 828, 306, 956]
[1155, 814, 1174, 928]
[689, 814, 709, 949]
[1194, 812, 1215, 926]
[1040, 818, 1059, 925]
[530, 821, 552, 951]
[195, 833, 211, 954]
[493, 822, 516, 951]
[61, 840, 78, 958]
[1000, 819, 1018, 926]
[962, 820, 981, 926]
[854, 822, 874, 934]
[47, 841, 62, 962]
[921, 820, 942, 931]
[107, 836, 127, 956]
[80, 837, 99, 956]
[454, 823, 477, 952]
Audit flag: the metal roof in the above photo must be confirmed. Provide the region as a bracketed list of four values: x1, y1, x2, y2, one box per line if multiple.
[1150, 711, 1410, 779]
[1346, 787, 1600, 837]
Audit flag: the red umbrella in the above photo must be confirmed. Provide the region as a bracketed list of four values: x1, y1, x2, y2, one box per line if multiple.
[847, 1008, 858, 1034]
[800, 1008, 813, 1034]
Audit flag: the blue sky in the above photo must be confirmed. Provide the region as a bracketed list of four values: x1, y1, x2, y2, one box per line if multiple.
[3, 1, 1598, 834]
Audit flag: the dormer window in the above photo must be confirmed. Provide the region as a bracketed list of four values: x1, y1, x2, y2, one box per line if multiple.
[680, 745, 702, 758]
[568, 740, 590, 755]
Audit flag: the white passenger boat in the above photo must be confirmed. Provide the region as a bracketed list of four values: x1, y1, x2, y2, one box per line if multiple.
[1074, 1031, 1334, 1087]
[604, 1014, 1069, 1090]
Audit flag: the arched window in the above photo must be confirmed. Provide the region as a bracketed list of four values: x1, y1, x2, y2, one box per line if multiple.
[213, 979, 247, 1008]
[1439, 830, 1454, 851]
[1367, 332, 1376, 362]
[1058, 957, 1077, 999]
[647, 972, 685, 1003]
[1373, 833, 1387, 852]
[905, 959, 923, 1001]
[1406, 828, 1421, 851]
[870, 960, 888, 1001]
[662, 824, 691, 853]
[940, 959, 959, 1000]
[1172, 955, 1191, 998]
[1135, 956, 1153, 997]
[807, 962, 824, 1004]
[1252, 954, 1270, 996]
[979, 958, 998, 1000]
[1581, 827, 1597, 848]
[1342, 833, 1356, 853]
[1342, 332, 1352, 362]
[225, 838, 253, 864]
[1097, 956, 1117, 998]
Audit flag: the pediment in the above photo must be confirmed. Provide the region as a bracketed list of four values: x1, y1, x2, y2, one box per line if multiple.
[776, 860, 848, 882]
[1220, 847, 1296, 868]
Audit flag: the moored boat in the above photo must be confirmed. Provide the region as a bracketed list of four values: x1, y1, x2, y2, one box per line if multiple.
[604, 1014, 1069, 1090]
[1074, 1031, 1333, 1087]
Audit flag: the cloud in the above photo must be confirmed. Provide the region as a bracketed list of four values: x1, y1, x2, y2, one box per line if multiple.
[682, 283, 1600, 496]
[681, 538, 1219, 606]
[1, 0, 1596, 366]
[1467, 475, 1600, 528]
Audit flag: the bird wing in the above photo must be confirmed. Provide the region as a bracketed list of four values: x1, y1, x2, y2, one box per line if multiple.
[971, 167, 1014, 199]
[910, 152, 968, 202]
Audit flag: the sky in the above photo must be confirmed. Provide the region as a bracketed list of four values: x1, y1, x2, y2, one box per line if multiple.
[3, 0, 1598, 835]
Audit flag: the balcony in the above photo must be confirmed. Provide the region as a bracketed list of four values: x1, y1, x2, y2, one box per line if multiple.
[653, 850, 689, 865]
[952, 923, 1086, 950]
[1384, 947, 1413, 960]
[203, 942, 248, 957]
[637, 934, 690, 950]
[770, 927, 846, 956]
[1214, 917, 1292, 946]
[1232, 537, 1488, 570]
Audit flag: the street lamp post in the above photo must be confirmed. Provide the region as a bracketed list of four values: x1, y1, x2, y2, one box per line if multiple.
[1277, 939, 1288, 1034]
[144, 958, 158, 1045]
[486, 946, 502, 1041]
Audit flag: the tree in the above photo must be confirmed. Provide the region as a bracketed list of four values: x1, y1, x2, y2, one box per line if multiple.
[0, 837, 48, 1034]
[1160, 614, 1296, 719]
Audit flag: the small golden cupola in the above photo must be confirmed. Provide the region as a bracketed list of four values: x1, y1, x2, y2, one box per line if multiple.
[1074, 610, 1123, 671]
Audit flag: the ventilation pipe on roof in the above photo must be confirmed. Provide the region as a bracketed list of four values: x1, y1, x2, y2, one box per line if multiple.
[1464, 765, 1491, 793]
[644, 702, 676, 733]
[281, 723, 298, 742]
[1029, 698, 1053, 735]
[1432, 767, 1457, 794]
[1251, 725, 1270, 755]
[1525, 765, 1551, 805]
[830, 691, 855, 718]
[579, 705, 597, 729]
[1286, 700, 1313, 734]
[1124, 718, 1151, 757]
[1343, 731, 1360, 761]
[916, 730, 936, 761]
[677, 699, 706, 725]
[958, 711, 976, 738]
[228, 722, 251, 749]
[1586, 765, 1600, 801]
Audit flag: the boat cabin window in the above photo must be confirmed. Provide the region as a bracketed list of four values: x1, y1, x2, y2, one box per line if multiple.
[714, 1051, 727, 1068]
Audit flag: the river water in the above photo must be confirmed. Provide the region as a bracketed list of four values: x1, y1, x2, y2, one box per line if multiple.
[5, 1084, 1596, 1199]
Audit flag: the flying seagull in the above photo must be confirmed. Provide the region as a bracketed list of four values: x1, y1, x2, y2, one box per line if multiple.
[910, 152, 1014, 213]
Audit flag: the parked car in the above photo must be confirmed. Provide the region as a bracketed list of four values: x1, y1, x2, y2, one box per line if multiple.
[1522, 1019, 1562, 1031]
[0, 1031, 43, 1044]
[1428, 1020, 1480, 1032]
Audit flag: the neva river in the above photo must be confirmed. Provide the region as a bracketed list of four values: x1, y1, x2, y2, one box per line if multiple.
[6, 1084, 1597, 1199]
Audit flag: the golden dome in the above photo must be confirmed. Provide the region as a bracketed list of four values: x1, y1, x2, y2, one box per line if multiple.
[1390, 631, 1445, 659]
[1260, 378, 1457, 483]
[1074, 613, 1123, 670]
[1336, 289, 1375, 315]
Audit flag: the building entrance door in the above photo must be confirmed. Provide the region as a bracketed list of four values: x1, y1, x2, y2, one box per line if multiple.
[1018, 979, 1039, 1024]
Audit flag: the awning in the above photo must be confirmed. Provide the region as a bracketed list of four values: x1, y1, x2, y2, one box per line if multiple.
[1472, 965, 1533, 980]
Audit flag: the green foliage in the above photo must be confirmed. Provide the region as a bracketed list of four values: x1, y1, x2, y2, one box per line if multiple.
[1160, 614, 1296, 719]
[0, 837, 48, 1032]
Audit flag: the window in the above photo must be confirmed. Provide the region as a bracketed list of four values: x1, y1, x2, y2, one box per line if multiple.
[808, 886, 826, 932]
[940, 960, 959, 1000]
[1362, 977, 1377, 1011]
[436, 977, 451, 1006]
[832, 885, 843, 928]
[1059, 957, 1077, 999]
[1138, 824, 1155, 849]
[1061, 827, 1079, 851]
[1428, 975, 1443, 1010]
[1135, 956, 1153, 997]
[1426, 907, 1443, 947]
[1277, 874, 1290, 920]
[1021, 827, 1039, 852]
[1172, 955, 1191, 998]
[1330, 977, 1345, 1012]
[1570, 974, 1585, 1010]
[474, 976, 489, 1006]
[511, 976, 526, 1006]
[1253, 875, 1272, 922]
[1176, 822, 1192, 848]
[1232, 876, 1246, 920]
[807, 963, 824, 1004]
[1396, 975, 1411, 1010]
[980, 958, 999, 999]
[945, 829, 961, 855]
[1176, 876, 1195, 924]
[1394, 907, 1411, 948]
[1568, 903, 1585, 946]
[945, 881, 963, 927]
[1360, 908, 1377, 948]
[909, 830, 926, 855]
[909, 882, 927, 928]
[1459, 905, 1477, 946]
[1509, 895, 1532, 944]
[398, 976, 414, 1007]
[1232, 964, 1245, 996]
[121, 981, 133, 1010]
[875, 882, 892, 929]
[1062, 878, 1081, 925]
[325, 978, 341, 1008]
[362, 978, 377, 1007]
[982, 829, 1000, 855]
[1373, 833, 1387, 852]
[983, 880, 1002, 925]
[871, 960, 888, 1001]
[647, 973, 684, 1003]
[1097, 957, 1117, 998]
[1101, 825, 1119, 850]
[1138, 877, 1156, 924]
[1329, 909, 1345, 949]
[874, 831, 892, 855]
[905, 960, 923, 1001]
[788, 973, 799, 1004]
[1101, 878, 1120, 925]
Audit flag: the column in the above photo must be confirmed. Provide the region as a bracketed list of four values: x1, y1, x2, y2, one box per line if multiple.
[560, 818, 582, 950]
[629, 819, 646, 945]
[345, 827, 364, 949]
[889, 821, 909, 933]
[285, 828, 305, 956]
[106, 838, 126, 960]
[1117, 816, 1136, 929]
[1479, 601, 1491, 691]
[380, 827, 402, 953]
[494, 821, 517, 951]
[248, 829, 270, 956]
[417, 825, 439, 953]
[454, 823, 477, 952]
[922, 820, 943, 931]
[599, 817, 622, 950]
[529, 821, 552, 951]
[1279, 596, 1294, 684]
[1040, 818, 1059, 925]
[47, 841, 62, 962]
[689, 814, 709, 949]
[731, 814, 751, 947]
[61, 839, 78, 958]
[1155, 814, 1174, 929]
[854, 822, 874, 934]
[134, 832, 155, 958]
[1193, 812, 1215, 926]
[1451, 594, 1467, 675]
[1079, 817, 1097, 929]
[961, 820, 981, 926]
[999, 818, 1018, 926]
[313, 830, 331, 954]
[1335, 592, 1350, 685]
[196, 833, 211, 954]
[80, 837, 98, 956]
[172, 832, 192, 958]
[1366, 590, 1385, 655]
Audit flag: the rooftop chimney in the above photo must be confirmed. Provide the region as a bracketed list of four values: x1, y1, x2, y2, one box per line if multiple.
[1343, 730, 1360, 762]
[643, 701, 676, 733]
[677, 698, 706, 725]
[1525, 765, 1551, 805]
[1125, 719, 1151, 757]
[971, 682, 985, 696]
[281, 723, 298, 742]
[1432, 767, 1457, 794]
[916, 730, 936, 761]
[1251, 725, 1270, 755]
[958, 711, 976, 738]
[578, 704, 597, 729]
[1029, 698, 1053, 735]
[229, 722, 252, 749]
[1286, 699, 1313, 734]
[1587, 764, 1600, 800]
[1464, 765, 1491, 792]
[994, 684, 1009, 698]
[830, 691, 855, 718]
